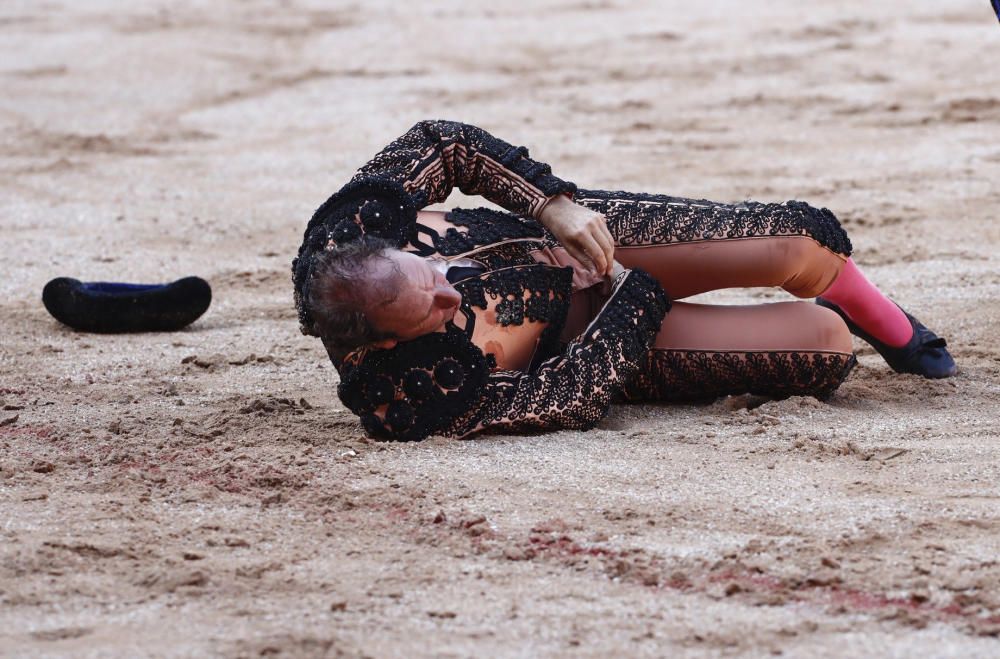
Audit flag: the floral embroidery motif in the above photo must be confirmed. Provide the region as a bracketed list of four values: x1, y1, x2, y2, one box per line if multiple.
[453, 265, 573, 372]
[423, 207, 545, 257]
[468, 270, 670, 434]
[337, 324, 492, 442]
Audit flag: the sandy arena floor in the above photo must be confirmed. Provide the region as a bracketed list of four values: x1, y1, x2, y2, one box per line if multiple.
[2, 1, 1000, 656]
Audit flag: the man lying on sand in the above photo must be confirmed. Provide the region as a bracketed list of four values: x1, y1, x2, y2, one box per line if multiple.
[292, 120, 955, 441]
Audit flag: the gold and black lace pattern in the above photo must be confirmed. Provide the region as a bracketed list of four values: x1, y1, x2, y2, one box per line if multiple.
[574, 189, 853, 256]
[461, 269, 670, 435]
[409, 207, 546, 257]
[621, 350, 857, 403]
[353, 120, 577, 218]
[455, 265, 571, 328]
[455, 265, 573, 372]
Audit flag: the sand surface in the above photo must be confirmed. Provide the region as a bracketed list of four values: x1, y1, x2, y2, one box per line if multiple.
[3, 1, 1000, 656]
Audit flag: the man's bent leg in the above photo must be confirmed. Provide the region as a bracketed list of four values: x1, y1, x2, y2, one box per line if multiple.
[623, 301, 856, 402]
[614, 237, 845, 300]
[573, 188, 851, 299]
[574, 188, 952, 378]
[575, 188, 925, 352]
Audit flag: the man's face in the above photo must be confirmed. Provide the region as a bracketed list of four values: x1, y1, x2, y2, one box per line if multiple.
[365, 250, 462, 346]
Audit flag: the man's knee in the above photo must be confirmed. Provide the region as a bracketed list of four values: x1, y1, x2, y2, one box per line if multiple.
[776, 237, 847, 299]
[809, 304, 853, 354]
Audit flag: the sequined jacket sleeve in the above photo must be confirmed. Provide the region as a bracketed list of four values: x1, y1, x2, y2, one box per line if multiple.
[456, 268, 669, 436]
[352, 119, 577, 218]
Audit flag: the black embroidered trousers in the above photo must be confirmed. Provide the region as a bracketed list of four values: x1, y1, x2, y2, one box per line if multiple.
[571, 188, 858, 402]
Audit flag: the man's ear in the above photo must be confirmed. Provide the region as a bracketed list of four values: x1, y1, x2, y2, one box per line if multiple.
[371, 338, 398, 350]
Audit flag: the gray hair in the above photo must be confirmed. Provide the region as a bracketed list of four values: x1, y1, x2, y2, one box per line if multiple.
[306, 236, 403, 361]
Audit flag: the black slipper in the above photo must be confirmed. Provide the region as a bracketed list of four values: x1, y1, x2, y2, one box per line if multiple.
[42, 277, 212, 333]
[816, 297, 957, 379]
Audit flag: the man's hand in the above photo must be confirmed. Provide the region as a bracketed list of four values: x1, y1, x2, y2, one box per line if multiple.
[537, 194, 615, 276]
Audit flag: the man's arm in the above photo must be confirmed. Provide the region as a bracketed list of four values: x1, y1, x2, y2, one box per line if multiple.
[352, 119, 577, 219]
[354, 120, 615, 273]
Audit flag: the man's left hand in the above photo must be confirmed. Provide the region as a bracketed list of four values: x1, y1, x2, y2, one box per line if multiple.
[537, 194, 615, 276]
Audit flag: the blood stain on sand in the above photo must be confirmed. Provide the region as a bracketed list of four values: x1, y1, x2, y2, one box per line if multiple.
[487, 522, 1000, 634]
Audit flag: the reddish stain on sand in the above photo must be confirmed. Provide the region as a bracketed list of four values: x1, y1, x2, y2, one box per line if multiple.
[496, 527, 1000, 631]
[0, 424, 54, 439]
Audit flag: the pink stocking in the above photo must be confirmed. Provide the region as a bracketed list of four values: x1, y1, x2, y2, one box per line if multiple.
[820, 259, 913, 347]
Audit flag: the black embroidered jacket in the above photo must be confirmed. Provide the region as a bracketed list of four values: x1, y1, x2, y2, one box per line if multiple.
[293, 120, 670, 441]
